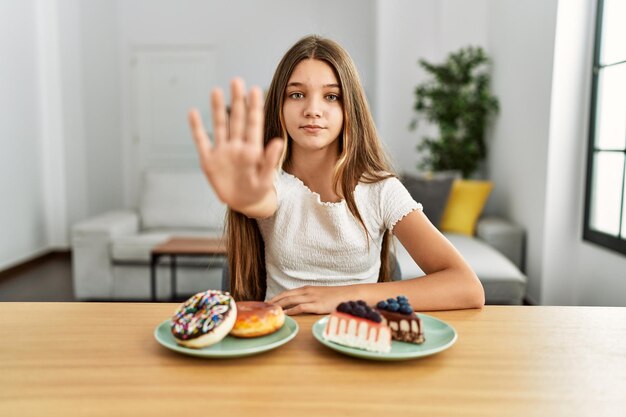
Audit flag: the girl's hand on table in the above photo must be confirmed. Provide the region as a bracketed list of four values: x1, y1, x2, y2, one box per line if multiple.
[269, 285, 352, 315]
[188, 78, 284, 214]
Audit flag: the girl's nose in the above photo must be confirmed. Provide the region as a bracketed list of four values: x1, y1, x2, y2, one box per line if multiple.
[303, 97, 322, 118]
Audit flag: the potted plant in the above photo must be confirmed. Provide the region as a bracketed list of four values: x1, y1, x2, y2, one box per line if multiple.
[409, 46, 499, 178]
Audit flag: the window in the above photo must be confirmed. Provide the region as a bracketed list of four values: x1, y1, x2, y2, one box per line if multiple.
[584, 0, 626, 255]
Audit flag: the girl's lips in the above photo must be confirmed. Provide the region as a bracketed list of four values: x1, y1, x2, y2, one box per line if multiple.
[301, 125, 324, 133]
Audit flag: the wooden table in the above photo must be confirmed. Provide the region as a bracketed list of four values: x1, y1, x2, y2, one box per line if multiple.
[1, 304, 625, 417]
[150, 237, 227, 301]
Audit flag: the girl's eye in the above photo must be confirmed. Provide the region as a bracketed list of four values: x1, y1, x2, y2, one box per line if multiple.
[289, 92, 304, 99]
[326, 94, 341, 102]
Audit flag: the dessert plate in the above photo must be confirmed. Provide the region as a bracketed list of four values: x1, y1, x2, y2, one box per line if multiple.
[312, 314, 457, 361]
[154, 316, 298, 358]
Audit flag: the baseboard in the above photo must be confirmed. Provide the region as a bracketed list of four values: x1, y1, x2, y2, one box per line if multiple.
[0, 250, 71, 282]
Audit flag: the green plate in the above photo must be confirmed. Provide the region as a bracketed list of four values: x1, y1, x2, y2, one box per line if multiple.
[312, 314, 457, 361]
[154, 316, 298, 358]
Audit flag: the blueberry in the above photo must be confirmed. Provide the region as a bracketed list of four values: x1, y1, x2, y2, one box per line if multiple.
[376, 301, 387, 309]
[367, 311, 382, 323]
[354, 305, 367, 318]
[400, 305, 413, 314]
[337, 302, 350, 314]
[387, 298, 396, 304]
[387, 303, 399, 312]
[397, 295, 408, 302]
[357, 300, 367, 306]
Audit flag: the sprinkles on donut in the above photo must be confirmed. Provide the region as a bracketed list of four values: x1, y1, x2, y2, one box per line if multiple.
[170, 290, 237, 349]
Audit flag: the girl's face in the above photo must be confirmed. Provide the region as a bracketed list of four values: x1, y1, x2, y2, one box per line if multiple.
[282, 59, 344, 155]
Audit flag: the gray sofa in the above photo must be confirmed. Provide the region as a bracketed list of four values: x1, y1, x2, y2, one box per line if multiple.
[72, 169, 526, 304]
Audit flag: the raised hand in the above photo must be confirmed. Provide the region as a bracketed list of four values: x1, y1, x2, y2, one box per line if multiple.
[189, 78, 284, 216]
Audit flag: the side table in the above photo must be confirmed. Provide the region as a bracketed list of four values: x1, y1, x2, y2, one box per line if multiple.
[150, 237, 227, 301]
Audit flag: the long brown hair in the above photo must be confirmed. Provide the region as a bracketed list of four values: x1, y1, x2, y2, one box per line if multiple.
[227, 35, 396, 301]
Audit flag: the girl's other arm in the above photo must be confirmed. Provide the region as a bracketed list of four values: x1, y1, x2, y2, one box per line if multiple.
[188, 78, 284, 219]
[383, 209, 485, 310]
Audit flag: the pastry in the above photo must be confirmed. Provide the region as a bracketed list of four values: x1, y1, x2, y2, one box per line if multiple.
[376, 296, 425, 344]
[229, 301, 285, 338]
[170, 290, 237, 348]
[323, 300, 391, 353]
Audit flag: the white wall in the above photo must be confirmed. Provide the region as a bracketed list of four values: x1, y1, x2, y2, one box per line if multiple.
[37, 0, 69, 248]
[79, 0, 124, 218]
[486, 0, 559, 304]
[542, 0, 626, 306]
[57, 0, 88, 229]
[376, 0, 488, 174]
[0, 0, 48, 269]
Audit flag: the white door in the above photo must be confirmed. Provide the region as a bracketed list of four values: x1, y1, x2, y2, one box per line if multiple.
[129, 46, 216, 204]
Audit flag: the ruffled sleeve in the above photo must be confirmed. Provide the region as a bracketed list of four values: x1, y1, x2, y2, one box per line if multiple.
[378, 177, 423, 232]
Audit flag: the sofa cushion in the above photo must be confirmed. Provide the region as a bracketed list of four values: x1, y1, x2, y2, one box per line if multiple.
[440, 180, 493, 236]
[393, 234, 526, 304]
[111, 230, 221, 263]
[111, 232, 170, 262]
[72, 210, 139, 239]
[401, 174, 454, 228]
[139, 170, 227, 231]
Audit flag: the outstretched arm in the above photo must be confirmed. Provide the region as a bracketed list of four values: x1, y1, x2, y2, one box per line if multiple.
[189, 78, 284, 218]
[270, 210, 484, 315]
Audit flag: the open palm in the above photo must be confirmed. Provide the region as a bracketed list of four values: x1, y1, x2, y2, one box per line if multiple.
[189, 79, 284, 213]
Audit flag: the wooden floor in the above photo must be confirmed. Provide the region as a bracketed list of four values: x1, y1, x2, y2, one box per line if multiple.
[0, 252, 75, 302]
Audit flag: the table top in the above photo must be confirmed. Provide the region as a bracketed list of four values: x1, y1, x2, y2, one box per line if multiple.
[152, 236, 227, 255]
[1, 303, 625, 417]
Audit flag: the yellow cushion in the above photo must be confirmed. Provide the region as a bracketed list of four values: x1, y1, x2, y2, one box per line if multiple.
[440, 180, 493, 236]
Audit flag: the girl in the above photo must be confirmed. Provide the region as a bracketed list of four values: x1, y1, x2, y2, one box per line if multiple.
[189, 35, 484, 315]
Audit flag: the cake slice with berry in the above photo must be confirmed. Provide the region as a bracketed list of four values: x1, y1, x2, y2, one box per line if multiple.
[323, 300, 391, 353]
[376, 296, 425, 344]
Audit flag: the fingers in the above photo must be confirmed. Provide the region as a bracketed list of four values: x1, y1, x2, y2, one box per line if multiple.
[284, 304, 317, 316]
[188, 109, 212, 160]
[246, 87, 264, 147]
[211, 89, 227, 146]
[268, 286, 302, 305]
[272, 293, 318, 315]
[229, 78, 246, 141]
[270, 287, 318, 313]
[270, 286, 335, 315]
[214, 79, 264, 146]
[272, 294, 310, 310]
[261, 138, 285, 177]
[268, 289, 297, 308]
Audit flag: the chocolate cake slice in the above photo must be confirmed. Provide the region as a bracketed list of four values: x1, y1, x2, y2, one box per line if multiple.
[375, 296, 425, 344]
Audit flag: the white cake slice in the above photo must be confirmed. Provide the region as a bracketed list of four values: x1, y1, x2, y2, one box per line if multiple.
[323, 310, 391, 353]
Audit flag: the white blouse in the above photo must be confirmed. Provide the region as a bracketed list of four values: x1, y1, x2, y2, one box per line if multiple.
[256, 171, 422, 301]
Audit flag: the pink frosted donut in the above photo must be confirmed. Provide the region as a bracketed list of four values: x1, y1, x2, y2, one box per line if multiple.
[170, 290, 237, 349]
